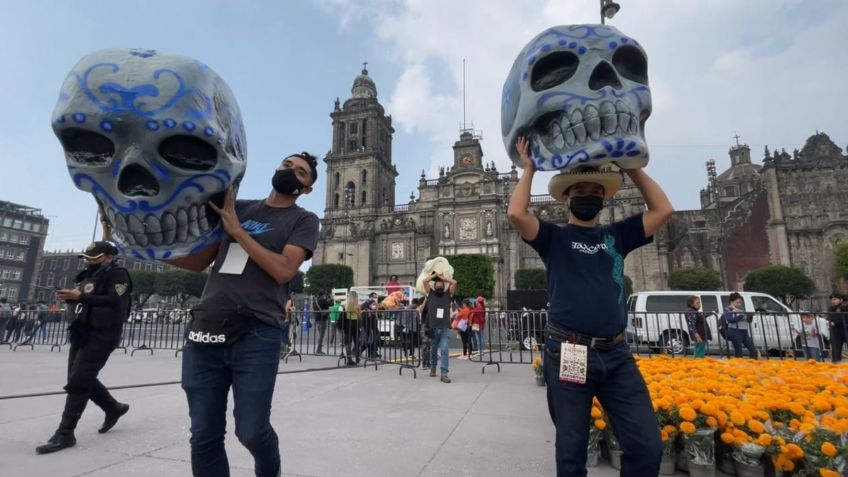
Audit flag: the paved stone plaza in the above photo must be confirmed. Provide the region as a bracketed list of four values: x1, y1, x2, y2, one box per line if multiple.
[0, 347, 715, 476]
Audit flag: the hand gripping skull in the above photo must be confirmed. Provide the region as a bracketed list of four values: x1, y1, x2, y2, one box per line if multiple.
[501, 25, 651, 171]
[52, 49, 246, 260]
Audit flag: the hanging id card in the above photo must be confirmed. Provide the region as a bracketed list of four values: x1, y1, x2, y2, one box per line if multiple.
[218, 243, 250, 275]
[559, 342, 588, 384]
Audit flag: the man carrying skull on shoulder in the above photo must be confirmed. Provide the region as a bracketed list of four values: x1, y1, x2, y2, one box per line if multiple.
[504, 25, 674, 476]
[165, 153, 320, 477]
[51, 49, 319, 476]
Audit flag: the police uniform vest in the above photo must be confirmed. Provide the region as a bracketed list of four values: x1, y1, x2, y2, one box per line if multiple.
[71, 263, 132, 335]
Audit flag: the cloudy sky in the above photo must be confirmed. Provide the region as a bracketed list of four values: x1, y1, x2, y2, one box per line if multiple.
[1, 0, 845, 263]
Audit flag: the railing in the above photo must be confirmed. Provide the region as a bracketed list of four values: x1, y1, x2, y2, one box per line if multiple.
[4, 309, 843, 369]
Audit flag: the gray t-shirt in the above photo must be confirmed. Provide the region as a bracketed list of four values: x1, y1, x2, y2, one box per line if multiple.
[199, 199, 319, 328]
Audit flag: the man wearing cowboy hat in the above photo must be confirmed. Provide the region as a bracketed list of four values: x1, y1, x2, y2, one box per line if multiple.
[36, 241, 132, 454]
[508, 136, 673, 476]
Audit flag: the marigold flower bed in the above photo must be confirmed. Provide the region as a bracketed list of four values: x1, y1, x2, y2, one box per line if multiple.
[624, 357, 848, 476]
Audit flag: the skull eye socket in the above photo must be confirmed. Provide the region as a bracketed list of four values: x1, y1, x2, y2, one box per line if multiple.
[59, 128, 115, 166]
[612, 45, 648, 84]
[158, 135, 218, 171]
[531, 51, 579, 92]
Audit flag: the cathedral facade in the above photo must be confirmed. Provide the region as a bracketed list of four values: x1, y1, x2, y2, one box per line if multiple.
[313, 68, 847, 307]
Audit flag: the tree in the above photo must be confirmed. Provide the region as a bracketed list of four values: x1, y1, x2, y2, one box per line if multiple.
[668, 267, 722, 291]
[155, 270, 207, 308]
[835, 242, 848, 283]
[128, 270, 157, 309]
[290, 270, 305, 294]
[743, 265, 816, 307]
[515, 269, 546, 290]
[439, 254, 495, 300]
[306, 264, 353, 296]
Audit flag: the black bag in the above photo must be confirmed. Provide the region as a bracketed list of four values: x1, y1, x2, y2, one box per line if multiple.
[185, 306, 258, 346]
[718, 313, 728, 339]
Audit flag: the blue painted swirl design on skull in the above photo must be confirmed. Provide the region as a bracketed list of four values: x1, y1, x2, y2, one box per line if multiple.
[73, 63, 212, 120]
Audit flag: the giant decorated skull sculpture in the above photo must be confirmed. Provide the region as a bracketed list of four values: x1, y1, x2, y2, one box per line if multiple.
[53, 49, 246, 260]
[501, 25, 651, 171]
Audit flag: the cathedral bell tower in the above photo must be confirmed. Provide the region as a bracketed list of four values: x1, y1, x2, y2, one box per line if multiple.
[314, 64, 397, 285]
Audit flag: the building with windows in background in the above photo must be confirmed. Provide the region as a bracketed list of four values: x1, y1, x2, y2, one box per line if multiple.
[0, 201, 49, 303]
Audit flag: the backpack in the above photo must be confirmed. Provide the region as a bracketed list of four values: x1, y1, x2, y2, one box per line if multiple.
[718, 313, 728, 339]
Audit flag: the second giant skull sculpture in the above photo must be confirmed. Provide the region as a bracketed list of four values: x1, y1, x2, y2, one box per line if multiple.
[53, 49, 246, 260]
[501, 25, 651, 171]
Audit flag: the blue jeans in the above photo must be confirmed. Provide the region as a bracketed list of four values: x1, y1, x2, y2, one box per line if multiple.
[473, 329, 485, 353]
[544, 339, 662, 477]
[802, 346, 822, 360]
[726, 328, 757, 358]
[181, 325, 283, 477]
[429, 327, 451, 375]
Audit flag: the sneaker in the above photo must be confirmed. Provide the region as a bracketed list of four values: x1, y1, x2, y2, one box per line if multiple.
[346, 359, 356, 366]
[429, 368, 437, 377]
[36, 431, 76, 454]
[99, 402, 130, 433]
[441, 374, 451, 383]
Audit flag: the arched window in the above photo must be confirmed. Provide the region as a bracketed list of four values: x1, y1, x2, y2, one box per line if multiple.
[361, 169, 367, 185]
[345, 182, 356, 207]
[334, 193, 339, 208]
[361, 190, 367, 205]
[334, 172, 340, 190]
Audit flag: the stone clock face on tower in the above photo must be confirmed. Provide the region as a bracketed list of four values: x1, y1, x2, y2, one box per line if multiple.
[461, 154, 473, 166]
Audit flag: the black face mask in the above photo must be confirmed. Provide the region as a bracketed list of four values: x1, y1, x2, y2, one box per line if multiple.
[272, 169, 307, 196]
[434, 287, 445, 297]
[568, 196, 604, 221]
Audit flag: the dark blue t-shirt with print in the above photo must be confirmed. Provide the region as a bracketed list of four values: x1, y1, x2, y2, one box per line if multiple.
[524, 213, 651, 338]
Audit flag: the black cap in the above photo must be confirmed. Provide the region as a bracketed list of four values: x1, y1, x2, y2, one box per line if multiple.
[79, 241, 119, 259]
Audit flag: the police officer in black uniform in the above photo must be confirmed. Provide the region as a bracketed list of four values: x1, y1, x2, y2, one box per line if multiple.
[36, 241, 132, 454]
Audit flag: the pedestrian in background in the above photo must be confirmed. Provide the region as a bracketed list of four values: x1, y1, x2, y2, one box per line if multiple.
[685, 295, 711, 358]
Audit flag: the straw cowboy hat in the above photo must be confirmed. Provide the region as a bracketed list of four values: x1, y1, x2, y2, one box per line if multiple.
[547, 164, 624, 201]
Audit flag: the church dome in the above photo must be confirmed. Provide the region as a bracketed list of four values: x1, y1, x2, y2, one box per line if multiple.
[351, 65, 377, 99]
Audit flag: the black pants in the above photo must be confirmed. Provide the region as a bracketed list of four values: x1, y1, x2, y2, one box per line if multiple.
[59, 334, 121, 432]
[726, 328, 757, 359]
[343, 322, 360, 362]
[831, 326, 845, 363]
[459, 329, 472, 355]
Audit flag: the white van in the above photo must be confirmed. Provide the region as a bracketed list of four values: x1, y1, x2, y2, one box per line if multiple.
[626, 291, 829, 355]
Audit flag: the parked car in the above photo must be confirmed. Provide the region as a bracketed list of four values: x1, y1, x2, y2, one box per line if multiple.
[626, 291, 828, 356]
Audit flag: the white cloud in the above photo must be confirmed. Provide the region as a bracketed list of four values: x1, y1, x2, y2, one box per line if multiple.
[316, 0, 848, 208]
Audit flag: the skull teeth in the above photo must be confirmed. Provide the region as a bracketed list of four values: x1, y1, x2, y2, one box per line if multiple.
[535, 99, 639, 155]
[105, 205, 219, 249]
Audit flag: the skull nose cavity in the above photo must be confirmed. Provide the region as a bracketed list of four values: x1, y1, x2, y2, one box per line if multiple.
[589, 61, 622, 91]
[118, 164, 160, 197]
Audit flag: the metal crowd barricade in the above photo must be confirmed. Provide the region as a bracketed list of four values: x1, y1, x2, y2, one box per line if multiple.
[281, 308, 423, 377]
[0, 308, 70, 352]
[459, 309, 848, 366]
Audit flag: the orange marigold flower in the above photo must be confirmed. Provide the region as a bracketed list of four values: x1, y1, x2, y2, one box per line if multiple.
[680, 422, 696, 435]
[721, 432, 735, 444]
[748, 419, 765, 434]
[730, 411, 746, 426]
[820, 469, 839, 477]
[591, 407, 602, 419]
[786, 444, 805, 460]
[706, 417, 718, 428]
[821, 442, 837, 458]
[680, 407, 697, 422]
[594, 419, 607, 430]
[758, 434, 772, 446]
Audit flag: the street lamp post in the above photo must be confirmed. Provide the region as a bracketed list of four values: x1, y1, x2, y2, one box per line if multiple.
[600, 0, 621, 24]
